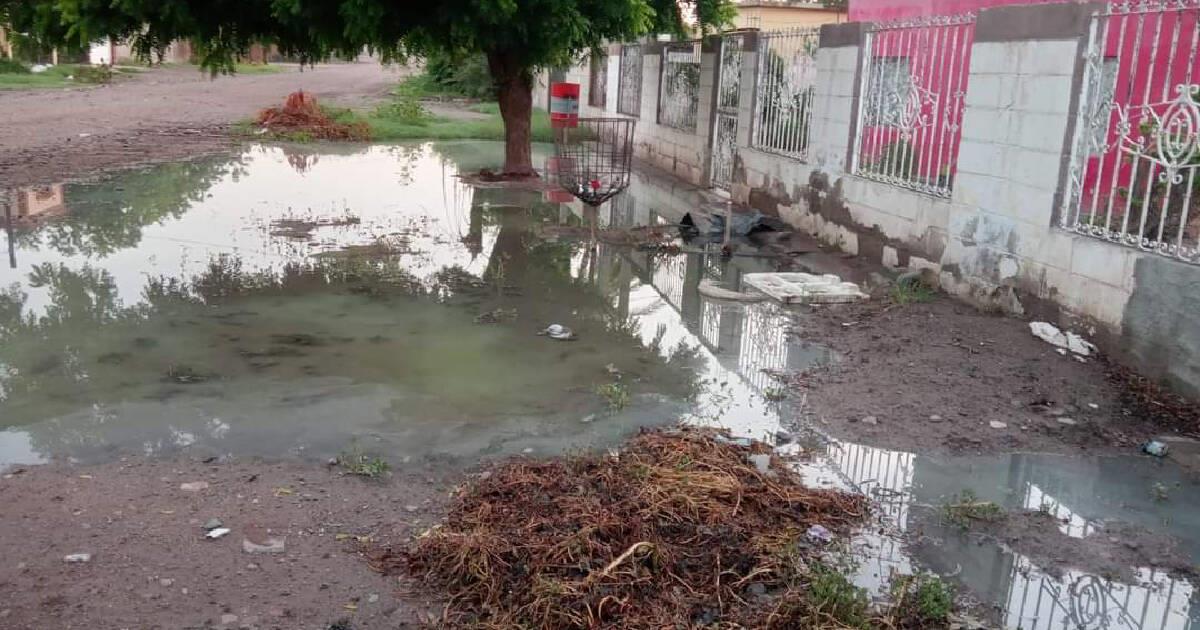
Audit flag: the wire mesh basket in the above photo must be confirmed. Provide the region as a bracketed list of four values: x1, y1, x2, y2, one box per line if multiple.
[552, 118, 636, 207]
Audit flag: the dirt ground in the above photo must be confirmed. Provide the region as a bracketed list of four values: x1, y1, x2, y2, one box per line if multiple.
[0, 62, 404, 187]
[0, 458, 449, 630]
[763, 234, 1199, 462]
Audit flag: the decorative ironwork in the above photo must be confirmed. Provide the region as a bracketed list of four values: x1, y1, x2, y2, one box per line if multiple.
[553, 118, 637, 207]
[617, 45, 643, 117]
[657, 42, 702, 131]
[752, 27, 820, 160]
[852, 13, 976, 197]
[1062, 1, 1200, 263]
[711, 34, 744, 190]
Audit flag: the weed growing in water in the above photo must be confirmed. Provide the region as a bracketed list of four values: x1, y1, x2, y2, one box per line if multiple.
[941, 489, 1003, 528]
[595, 381, 631, 412]
[1151, 482, 1171, 502]
[762, 387, 787, 402]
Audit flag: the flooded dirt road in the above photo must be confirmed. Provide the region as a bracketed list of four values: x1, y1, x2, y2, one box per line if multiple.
[2, 142, 1199, 629]
[0, 62, 403, 188]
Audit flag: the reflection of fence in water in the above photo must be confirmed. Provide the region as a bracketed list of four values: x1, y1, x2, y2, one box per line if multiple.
[649, 252, 687, 312]
[1004, 557, 1195, 630]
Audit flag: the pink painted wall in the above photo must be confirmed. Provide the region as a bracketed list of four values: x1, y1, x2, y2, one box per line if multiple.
[849, 0, 1054, 22]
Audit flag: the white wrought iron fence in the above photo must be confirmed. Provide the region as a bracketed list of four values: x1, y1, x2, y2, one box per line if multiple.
[852, 14, 975, 197]
[617, 44, 643, 117]
[1062, 0, 1200, 264]
[658, 41, 702, 131]
[752, 28, 821, 161]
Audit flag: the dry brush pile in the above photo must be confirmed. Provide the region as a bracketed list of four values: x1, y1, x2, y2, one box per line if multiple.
[256, 91, 370, 141]
[369, 428, 913, 629]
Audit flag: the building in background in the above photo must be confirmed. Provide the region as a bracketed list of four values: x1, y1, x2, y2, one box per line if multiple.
[732, 1, 846, 30]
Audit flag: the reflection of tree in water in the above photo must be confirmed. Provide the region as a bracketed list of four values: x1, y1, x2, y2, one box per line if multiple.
[282, 146, 320, 174]
[9, 156, 245, 259]
[2, 205, 704, 452]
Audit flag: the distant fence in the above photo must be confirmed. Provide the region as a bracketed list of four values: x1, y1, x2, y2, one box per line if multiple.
[1062, 0, 1200, 264]
[658, 41, 702, 131]
[852, 14, 976, 197]
[752, 28, 821, 161]
[617, 45, 643, 117]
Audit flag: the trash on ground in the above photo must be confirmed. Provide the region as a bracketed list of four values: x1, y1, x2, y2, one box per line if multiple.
[1029, 321, 1096, 356]
[179, 481, 209, 492]
[369, 428, 867, 628]
[206, 527, 232, 540]
[537, 324, 576, 341]
[203, 518, 224, 531]
[63, 553, 91, 563]
[1142, 440, 1169, 457]
[806, 524, 833, 543]
[742, 272, 867, 305]
[243, 535, 286, 554]
[989, 421, 1008, 429]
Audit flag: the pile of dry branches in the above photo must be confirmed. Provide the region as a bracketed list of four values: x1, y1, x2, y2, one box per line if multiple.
[372, 428, 870, 628]
[256, 91, 370, 141]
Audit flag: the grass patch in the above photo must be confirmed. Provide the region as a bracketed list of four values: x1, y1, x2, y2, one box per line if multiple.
[354, 97, 553, 143]
[336, 445, 391, 478]
[808, 563, 871, 628]
[0, 63, 137, 89]
[229, 63, 285, 75]
[889, 280, 937, 305]
[889, 573, 954, 628]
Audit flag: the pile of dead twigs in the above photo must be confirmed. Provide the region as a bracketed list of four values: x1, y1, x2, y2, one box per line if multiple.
[371, 428, 875, 628]
[256, 91, 370, 141]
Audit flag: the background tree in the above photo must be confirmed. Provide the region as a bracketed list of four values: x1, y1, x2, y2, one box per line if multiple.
[1, 0, 734, 176]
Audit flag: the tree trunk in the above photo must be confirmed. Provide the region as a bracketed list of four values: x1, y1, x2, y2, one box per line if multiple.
[487, 50, 535, 177]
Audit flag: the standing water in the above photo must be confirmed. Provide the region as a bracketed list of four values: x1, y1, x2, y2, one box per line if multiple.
[2, 142, 1197, 628]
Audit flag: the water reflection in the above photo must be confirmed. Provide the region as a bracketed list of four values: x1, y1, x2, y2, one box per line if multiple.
[1, 142, 1196, 627]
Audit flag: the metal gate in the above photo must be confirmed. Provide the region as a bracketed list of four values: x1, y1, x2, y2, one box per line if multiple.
[710, 34, 744, 190]
[1062, 0, 1200, 264]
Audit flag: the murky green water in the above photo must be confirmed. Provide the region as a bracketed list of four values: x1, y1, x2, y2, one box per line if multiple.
[0, 142, 820, 465]
[3, 141, 1198, 628]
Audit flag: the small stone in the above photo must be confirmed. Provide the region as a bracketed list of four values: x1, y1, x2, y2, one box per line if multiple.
[478, 471, 492, 481]
[159, 578, 174, 587]
[247, 563, 259, 570]
[989, 421, 1008, 429]
[219, 613, 238, 625]
[404, 505, 420, 513]
[267, 607, 287, 618]
[928, 415, 943, 422]
[367, 593, 380, 604]
[522, 448, 534, 454]
[1057, 417, 1078, 426]
[203, 518, 223, 531]
[860, 416, 878, 425]
[1088, 403, 1100, 410]
[63, 553, 91, 563]
[16, 562, 26, 570]
[580, 414, 596, 424]
[179, 481, 210, 492]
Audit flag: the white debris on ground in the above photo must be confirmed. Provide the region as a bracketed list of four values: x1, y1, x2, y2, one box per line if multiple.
[1029, 321, 1097, 357]
[742, 273, 868, 305]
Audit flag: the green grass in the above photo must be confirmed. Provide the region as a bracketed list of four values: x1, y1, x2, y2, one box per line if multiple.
[229, 63, 286, 75]
[594, 381, 631, 412]
[342, 97, 553, 143]
[336, 446, 391, 478]
[889, 280, 937, 305]
[0, 63, 138, 89]
[941, 490, 1004, 528]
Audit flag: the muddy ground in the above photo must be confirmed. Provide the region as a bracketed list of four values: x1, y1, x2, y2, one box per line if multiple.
[0, 62, 403, 187]
[762, 234, 1200, 463]
[0, 458, 448, 629]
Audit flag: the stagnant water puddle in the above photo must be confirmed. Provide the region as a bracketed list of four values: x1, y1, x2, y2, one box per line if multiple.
[2, 141, 1197, 627]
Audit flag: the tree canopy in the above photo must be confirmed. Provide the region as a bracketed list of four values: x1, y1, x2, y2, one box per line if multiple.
[2, 0, 735, 173]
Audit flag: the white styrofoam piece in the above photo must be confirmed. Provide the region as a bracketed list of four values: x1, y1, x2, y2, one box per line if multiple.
[742, 272, 867, 305]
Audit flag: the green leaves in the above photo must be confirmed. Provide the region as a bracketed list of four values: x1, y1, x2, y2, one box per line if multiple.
[5, 0, 733, 72]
